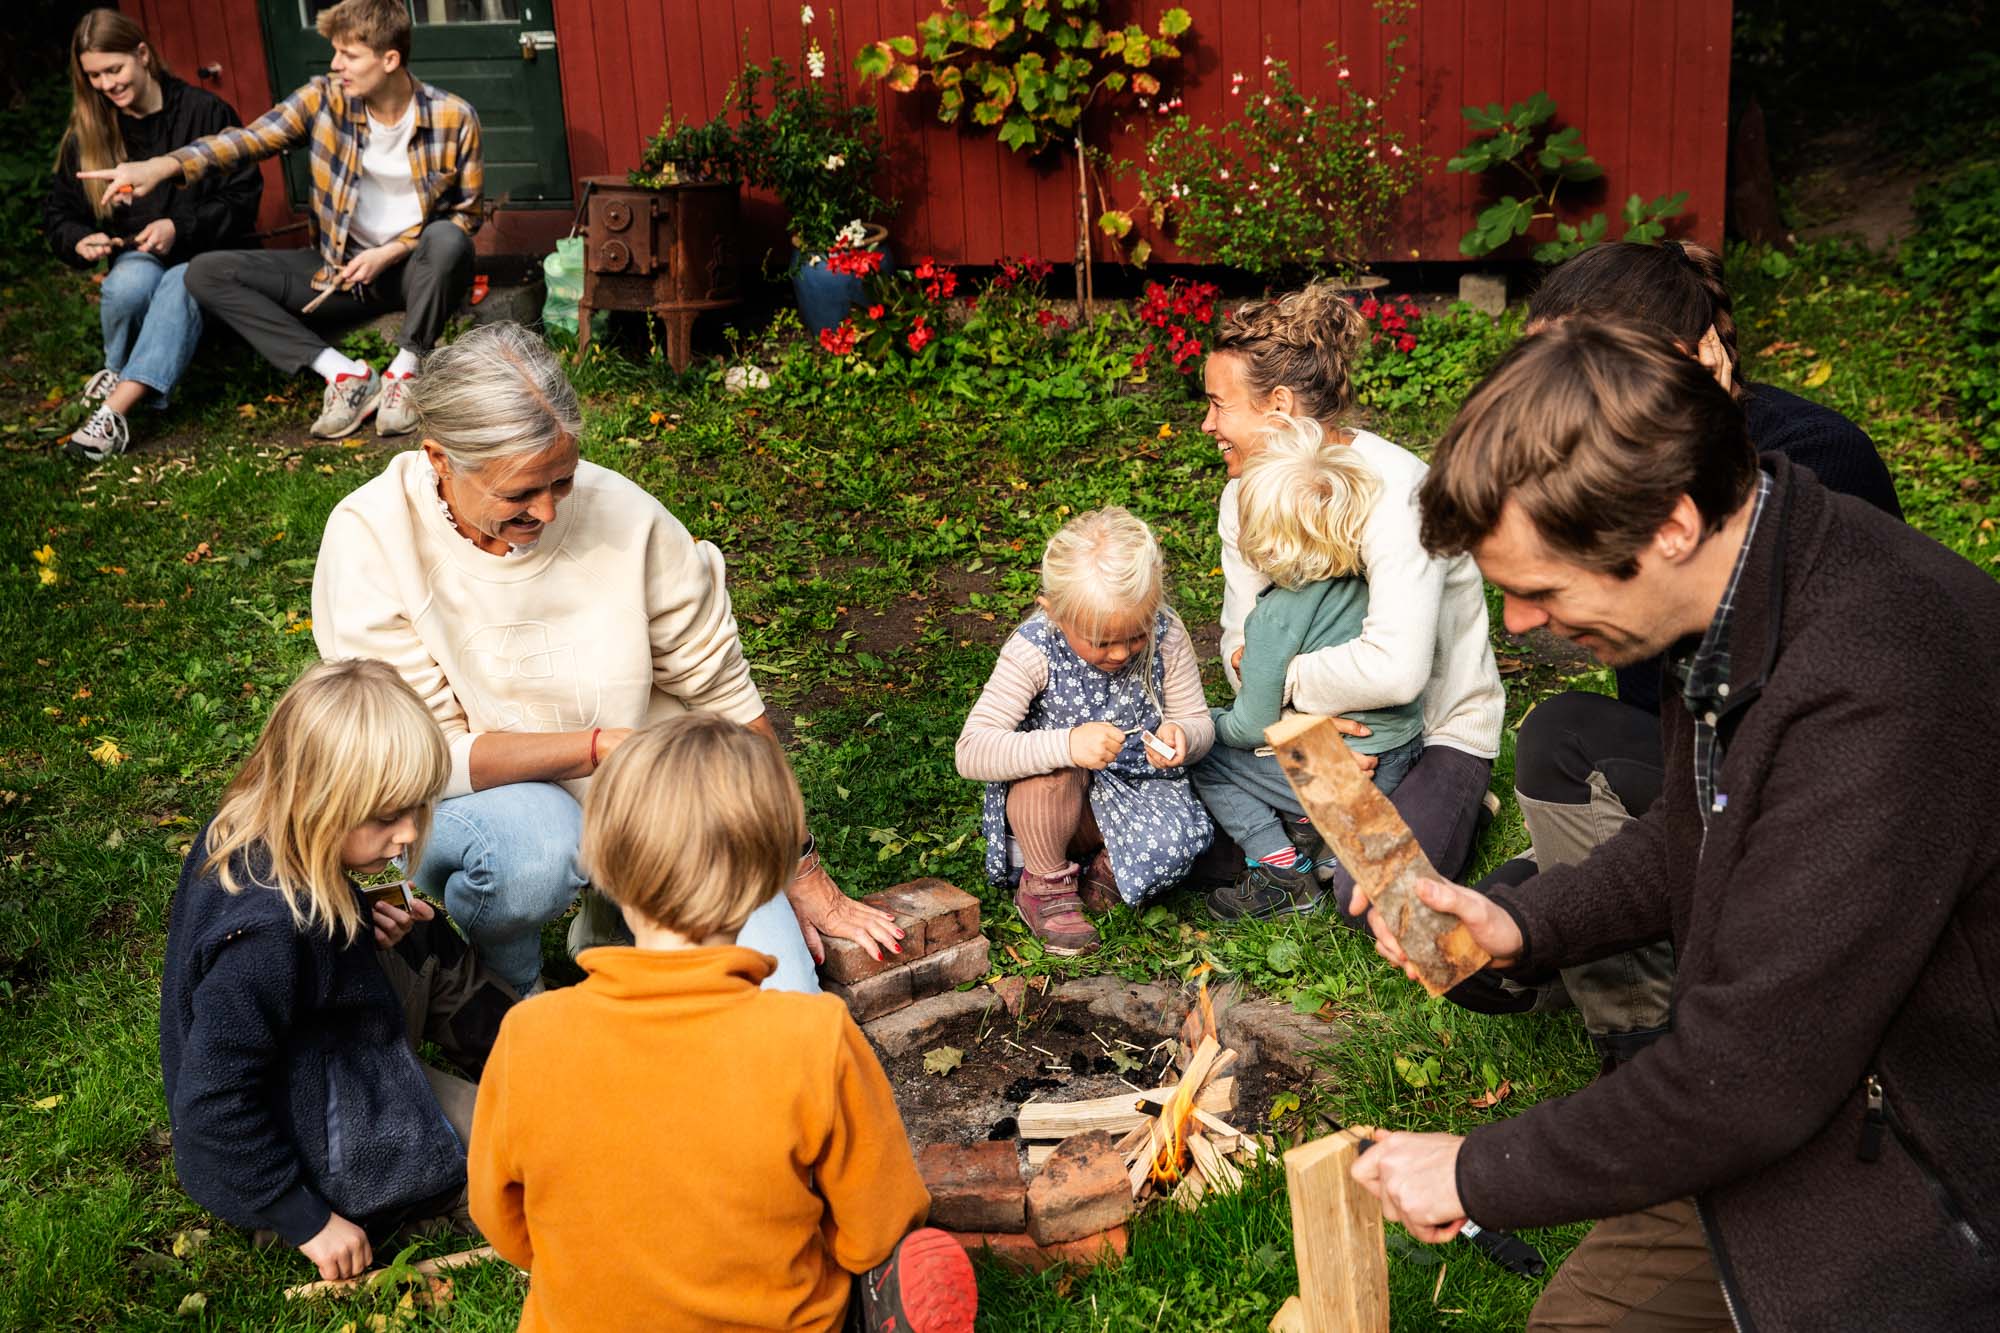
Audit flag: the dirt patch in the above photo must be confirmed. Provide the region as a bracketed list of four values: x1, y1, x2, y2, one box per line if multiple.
[1788, 125, 1931, 253]
[878, 991, 1293, 1155]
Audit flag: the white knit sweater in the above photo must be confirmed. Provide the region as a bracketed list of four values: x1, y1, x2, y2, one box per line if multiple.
[312, 451, 766, 799]
[1218, 430, 1504, 760]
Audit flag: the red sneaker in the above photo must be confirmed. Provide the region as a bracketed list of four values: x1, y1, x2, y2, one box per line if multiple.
[854, 1227, 977, 1333]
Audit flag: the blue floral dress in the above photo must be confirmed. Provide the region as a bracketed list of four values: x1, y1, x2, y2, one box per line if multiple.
[980, 611, 1213, 904]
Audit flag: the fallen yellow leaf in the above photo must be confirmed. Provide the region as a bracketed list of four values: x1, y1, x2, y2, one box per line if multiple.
[31, 1094, 63, 1110]
[237, 403, 257, 418]
[89, 738, 127, 766]
[1803, 360, 1832, 389]
[30, 545, 56, 566]
[38, 567, 58, 586]
[1157, 422, 1174, 439]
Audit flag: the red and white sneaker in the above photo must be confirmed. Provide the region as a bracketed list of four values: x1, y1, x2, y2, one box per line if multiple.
[377, 370, 420, 437]
[310, 367, 381, 438]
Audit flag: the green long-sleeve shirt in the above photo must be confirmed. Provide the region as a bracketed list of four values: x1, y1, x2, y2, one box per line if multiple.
[1212, 576, 1426, 753]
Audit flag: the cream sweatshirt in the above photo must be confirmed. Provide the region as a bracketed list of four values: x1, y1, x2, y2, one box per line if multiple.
[955, 612, 1216, 780]
[1218, 430, 1504, 760]
[312, 451, 766, 800]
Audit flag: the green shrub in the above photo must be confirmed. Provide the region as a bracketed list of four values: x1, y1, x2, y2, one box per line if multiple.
[1351, 295, 1517, 417]
[1902, 158, 2000, 449]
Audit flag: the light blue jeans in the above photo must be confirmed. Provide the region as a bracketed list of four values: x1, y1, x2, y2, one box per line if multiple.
[100, 251, 202, 406]
[414, 782, 821, 995]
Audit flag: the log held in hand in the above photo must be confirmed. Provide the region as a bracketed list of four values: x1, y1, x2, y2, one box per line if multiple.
[1263, 713, 1489, 996]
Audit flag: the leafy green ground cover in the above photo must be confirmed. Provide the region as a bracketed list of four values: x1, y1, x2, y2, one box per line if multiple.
[0, 236, 1989, 1331]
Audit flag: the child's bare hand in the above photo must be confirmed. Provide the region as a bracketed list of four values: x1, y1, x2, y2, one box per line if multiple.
[1230, 645, 1244, 674]
[133, 218, 176, 255]
[1068, 722, 1124, 770]
[74, 232, 121, 262]
[300, 1212, 372, 1281]
[371, 893, 433, 950]
[1144, 722, 1187, 769]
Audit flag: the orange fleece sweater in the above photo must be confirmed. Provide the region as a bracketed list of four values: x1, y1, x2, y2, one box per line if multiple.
[468, 946, 929, 1332]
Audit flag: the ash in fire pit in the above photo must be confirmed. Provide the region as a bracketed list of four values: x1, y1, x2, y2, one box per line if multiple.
[873, 980, 1297, 1156]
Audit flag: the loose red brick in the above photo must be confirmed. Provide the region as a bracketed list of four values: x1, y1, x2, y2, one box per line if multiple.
[819, 932, 904, 985]
[918, 1140, 1026, 1233]
[1026, 1130, 1135, 1244]
[823, 965, 914, 1022]
[906, 935, 990, 999]
[866, 879, 982, 957]
[945, 1226, 1128, 1273]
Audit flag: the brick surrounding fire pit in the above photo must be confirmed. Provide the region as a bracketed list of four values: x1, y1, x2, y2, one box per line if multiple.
[917, 1140, 1026, 1233]
[819, 879, 992, 1024]
[1026, 1130, 1136, 1244]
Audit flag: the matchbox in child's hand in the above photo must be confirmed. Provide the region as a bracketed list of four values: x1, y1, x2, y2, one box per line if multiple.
[362, 880, 415, 913]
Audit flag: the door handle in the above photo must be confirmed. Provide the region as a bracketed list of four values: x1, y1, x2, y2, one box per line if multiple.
[518, 30, 558, 50]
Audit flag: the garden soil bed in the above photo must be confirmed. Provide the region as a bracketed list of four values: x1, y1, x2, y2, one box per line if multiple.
[877, 988, 1298, 1154]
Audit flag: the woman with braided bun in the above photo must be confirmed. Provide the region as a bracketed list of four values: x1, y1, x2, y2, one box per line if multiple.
[1199, 283, 1505, 922]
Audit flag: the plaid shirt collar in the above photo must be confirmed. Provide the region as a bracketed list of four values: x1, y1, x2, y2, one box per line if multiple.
[1669, 472, 1773, 828]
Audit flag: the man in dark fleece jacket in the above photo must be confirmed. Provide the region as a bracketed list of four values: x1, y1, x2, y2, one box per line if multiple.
[1350, 320, 1999, 1332]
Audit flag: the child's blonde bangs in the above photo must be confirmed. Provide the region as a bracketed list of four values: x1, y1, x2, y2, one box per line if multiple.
[1237, 414, 1381, 589]
[206, 660, 449, 942]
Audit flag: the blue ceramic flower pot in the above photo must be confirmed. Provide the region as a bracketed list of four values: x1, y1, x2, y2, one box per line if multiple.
[791, 228, 892, 333]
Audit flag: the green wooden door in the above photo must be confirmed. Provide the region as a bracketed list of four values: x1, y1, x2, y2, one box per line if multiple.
[260, 0, 573, 213]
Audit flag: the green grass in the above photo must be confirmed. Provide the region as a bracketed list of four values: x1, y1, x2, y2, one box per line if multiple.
[0, 239, 1988, 1331]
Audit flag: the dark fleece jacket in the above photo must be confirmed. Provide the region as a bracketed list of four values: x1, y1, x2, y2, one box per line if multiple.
[43, 76, 262, 269]
[1457, 457, 2000, 1330]
[158, 825, 463, 1246]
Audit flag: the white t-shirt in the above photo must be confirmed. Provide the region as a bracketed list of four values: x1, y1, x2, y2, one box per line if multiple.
[311, 452, 767, 800]
[349, 99, 423, 251]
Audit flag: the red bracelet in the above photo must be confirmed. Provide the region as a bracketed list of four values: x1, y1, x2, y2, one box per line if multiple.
[589, 727, 603, 770]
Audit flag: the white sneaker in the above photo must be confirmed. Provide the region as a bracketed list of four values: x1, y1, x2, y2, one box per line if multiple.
[82, 369, 118, 403]
[65, 405, 129, 462]
[376, 371, 420, 436]
[310, 367, 382, 438]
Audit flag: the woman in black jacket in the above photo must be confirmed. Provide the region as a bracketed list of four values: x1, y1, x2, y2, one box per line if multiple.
[42, 10, 260, 462]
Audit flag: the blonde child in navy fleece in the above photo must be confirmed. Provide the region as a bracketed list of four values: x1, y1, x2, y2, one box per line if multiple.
[957, 507, 1215, 957]
[159, 659, 513, 1282]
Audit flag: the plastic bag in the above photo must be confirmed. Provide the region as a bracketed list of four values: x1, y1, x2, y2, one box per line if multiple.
[540, 236, 585, 334]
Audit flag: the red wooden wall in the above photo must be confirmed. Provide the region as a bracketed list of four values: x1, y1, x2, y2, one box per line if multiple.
[127, 0, 1731, 265]
[553, 0, 1730, 265]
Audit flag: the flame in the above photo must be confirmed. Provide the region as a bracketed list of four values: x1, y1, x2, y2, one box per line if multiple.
[1148, 979, 1217, 1186]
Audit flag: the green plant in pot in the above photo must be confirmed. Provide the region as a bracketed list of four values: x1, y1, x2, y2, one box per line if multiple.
[633, 7, 895, 332]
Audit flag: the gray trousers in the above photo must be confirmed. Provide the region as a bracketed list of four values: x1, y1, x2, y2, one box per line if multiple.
[184, 221, 474, 375]
[1510, 691, 1673, 1060]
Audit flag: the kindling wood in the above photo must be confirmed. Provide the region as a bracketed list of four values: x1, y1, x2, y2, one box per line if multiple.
[282, 1244, 502, 1300]
[1015, 1077, 1236, 1139]
[1264, 713, 1489, 995]
[1273, 1129, 1390, 1333]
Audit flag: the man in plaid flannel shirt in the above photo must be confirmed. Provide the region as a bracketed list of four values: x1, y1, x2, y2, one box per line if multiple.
[83, 0, 481, 439]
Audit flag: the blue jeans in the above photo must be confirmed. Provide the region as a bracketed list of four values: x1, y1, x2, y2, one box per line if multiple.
[415, 782, 821, 995]
[100, 251, 202, 406]
[1191, 732, 1426, 863]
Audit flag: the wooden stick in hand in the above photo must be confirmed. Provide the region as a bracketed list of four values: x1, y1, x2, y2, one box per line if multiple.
[282, 1243, 502, 1299]
[1264, 714, 1489, 995]
[300, 283, 341, 315]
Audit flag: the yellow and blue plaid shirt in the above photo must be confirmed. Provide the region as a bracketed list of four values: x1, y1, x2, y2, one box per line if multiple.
[171, 75, 483, 286]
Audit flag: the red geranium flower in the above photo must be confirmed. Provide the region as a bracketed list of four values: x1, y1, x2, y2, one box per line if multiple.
[1396, 332, 1417, 353]
[817, 320, 859, 356]
[867, 304, 885, 320]
[907, 316, 934, 353]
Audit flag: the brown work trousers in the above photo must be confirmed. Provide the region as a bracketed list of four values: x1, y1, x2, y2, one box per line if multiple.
[1530, 1198, 1735, 1332]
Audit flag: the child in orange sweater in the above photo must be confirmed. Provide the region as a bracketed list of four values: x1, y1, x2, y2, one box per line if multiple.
[467, 713, 975, 1333]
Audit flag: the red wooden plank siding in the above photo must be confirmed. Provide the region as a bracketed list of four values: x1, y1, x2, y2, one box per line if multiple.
[135, 0, 1731, 263]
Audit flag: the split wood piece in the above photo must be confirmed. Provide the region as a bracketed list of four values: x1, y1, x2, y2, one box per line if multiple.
[283, 1244, 501, 1300]
[1027, 1141, 1058, 1168]
[1016, 1077, 1235, 1139]
[1264, 713, 1489, 995]
[1188, 1133, 1244, 1195]
[1277, 1128, 1389, 1333]
[1172, 1169, 1207, 1211]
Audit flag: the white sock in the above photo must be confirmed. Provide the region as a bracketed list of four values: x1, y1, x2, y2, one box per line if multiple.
[311, 348, 369, 382]
[386, 348, 421, 377]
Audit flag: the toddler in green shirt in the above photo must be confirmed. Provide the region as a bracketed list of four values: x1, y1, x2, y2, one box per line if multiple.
[1193, 413, 1424, 919]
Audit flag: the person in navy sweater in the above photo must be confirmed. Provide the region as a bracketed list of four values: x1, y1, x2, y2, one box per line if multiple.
[159, 658, 514, 1281]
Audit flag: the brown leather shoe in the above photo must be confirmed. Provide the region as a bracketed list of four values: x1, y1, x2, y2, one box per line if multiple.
[1014, 864, 1099, 956]
[1078, 848, 1122, 915]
